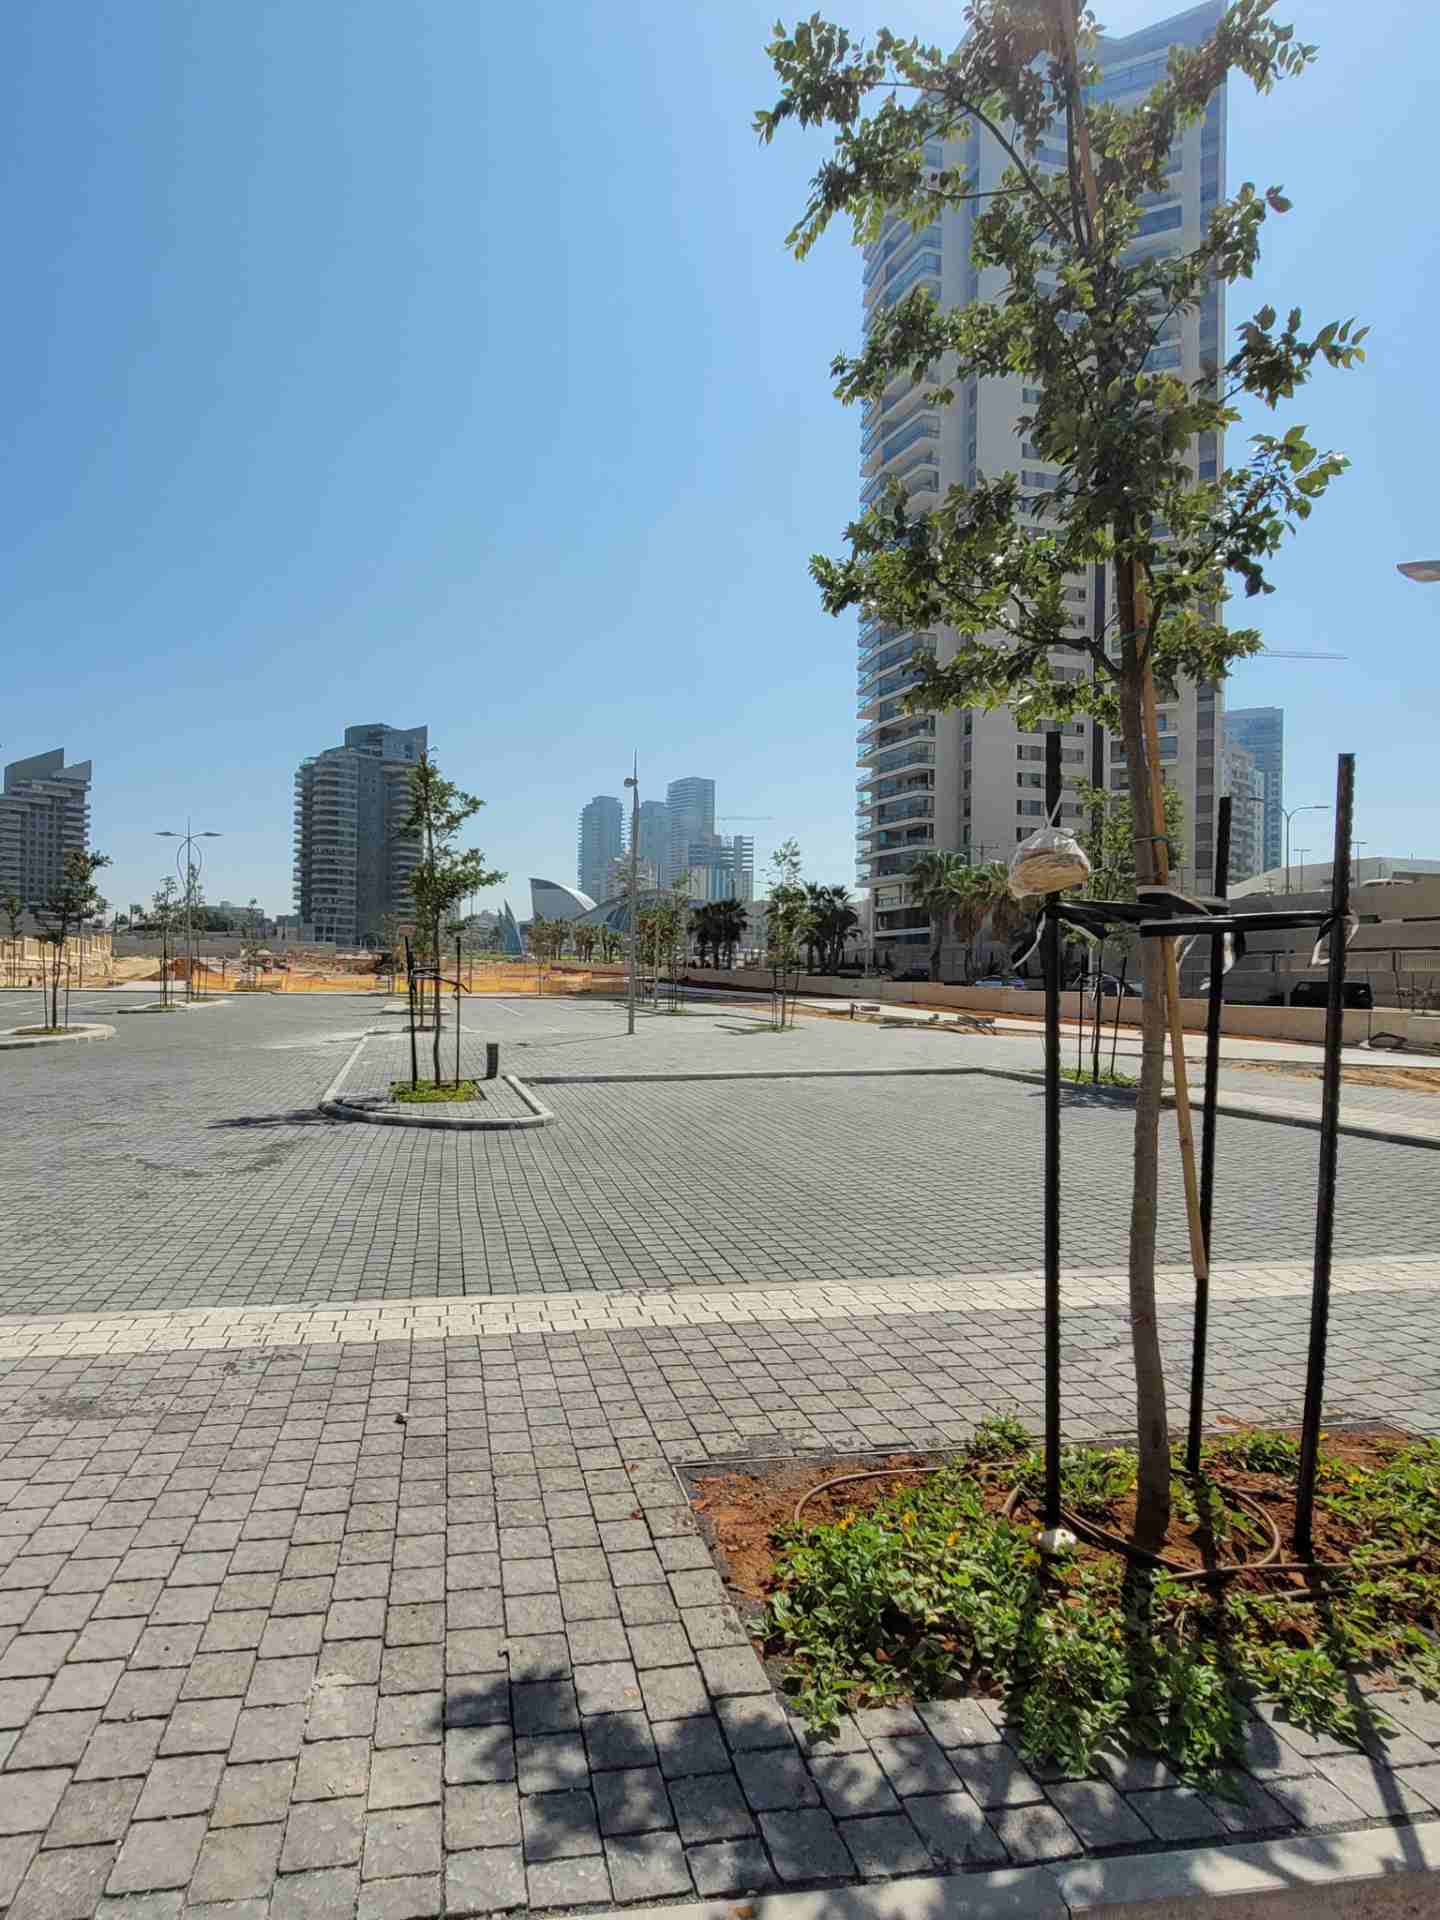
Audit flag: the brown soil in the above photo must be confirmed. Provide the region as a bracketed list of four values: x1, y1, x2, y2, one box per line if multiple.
[691, 1455, 940, 1602]
[1225, 1059, 1440, 1095]
[690, 1428, 1424, 1609]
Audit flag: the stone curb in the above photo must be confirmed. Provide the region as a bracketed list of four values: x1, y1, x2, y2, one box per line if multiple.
[319, 1029, 553, 1129]
[976, 1068, 1440, 1152]
[583, 1821, 1440, 1920]
[322, 1070, 553, 1129]
[0, 1021, 115, 1049]
[113, 998, 230, 1015]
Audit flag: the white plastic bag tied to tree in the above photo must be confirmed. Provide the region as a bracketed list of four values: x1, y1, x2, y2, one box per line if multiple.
[1008, 812, 1092, 901]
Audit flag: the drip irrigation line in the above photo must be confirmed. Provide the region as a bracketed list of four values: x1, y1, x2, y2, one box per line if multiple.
[789, 1461, 1431, 1585]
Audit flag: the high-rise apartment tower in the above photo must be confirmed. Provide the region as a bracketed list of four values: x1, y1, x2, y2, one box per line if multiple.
[634, 801, 670, 883]
[857, 2, 1226, 961]
[1224, 707, 1284, 874]
[0, 750, 92, 905]
[578, 796, 623, 904]
[664, 778, 715, 885]
[293, 723, 426, 945]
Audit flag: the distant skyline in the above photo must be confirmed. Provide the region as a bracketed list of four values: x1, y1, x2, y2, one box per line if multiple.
[3, 0, 1435, 917]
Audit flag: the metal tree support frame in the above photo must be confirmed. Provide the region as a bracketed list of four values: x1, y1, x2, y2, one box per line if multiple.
[1036, 752, 1355, 1558]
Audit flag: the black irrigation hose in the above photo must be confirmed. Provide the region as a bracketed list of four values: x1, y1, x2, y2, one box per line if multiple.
[790, 1460, 1431, 1585]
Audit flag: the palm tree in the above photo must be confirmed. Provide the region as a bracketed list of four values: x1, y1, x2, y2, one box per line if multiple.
[814, 885, 860, 971]
[708, 898, 748, 969]
[907, 850, 977, 983]
[690, 903, 719, 968]
[972, 862, 1029, 978]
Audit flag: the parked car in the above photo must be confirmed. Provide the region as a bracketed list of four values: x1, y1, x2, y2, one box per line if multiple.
[1096, 974, 1143, 997]
[891, 966, 931, 982]
[1289, 980, 1373, 1010]
[972, 974, 1025, 989]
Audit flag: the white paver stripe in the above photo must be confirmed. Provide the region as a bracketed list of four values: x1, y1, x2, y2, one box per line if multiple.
[0, 1256, 1433, 1360]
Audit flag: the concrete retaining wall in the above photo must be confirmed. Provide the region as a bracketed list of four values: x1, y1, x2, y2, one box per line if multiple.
[680, 968, 1434, 1048]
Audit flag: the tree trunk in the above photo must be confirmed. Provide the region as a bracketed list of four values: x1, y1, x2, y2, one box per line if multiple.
[1116, 560, 1172, 1552]
[930, 916, 943, 983]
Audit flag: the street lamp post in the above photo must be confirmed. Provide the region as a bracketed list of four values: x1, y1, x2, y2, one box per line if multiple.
[1283, 804, 1329, 895]
[156, 822, 222, 1000]
[624, 762, 639, 1037]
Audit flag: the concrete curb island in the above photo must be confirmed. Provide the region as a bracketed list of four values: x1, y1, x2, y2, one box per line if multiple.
[319, 1030, 554, 1129]
[0, 1022, 115, 1050]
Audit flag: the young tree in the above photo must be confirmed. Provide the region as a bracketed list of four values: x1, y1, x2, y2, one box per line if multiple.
[180, 859, 205, 998]
[764, 841, 815, 1029]
[150, 877, 183, 1008]
[403, 753, 505, 1084]
[31, 850, 110, 1030]
[240, 899, 265, 988]
[379, 912, 406, 991]
[759, 0, 1361, 1546]
[572, 922, 598, 964]
[1, 892, 22, 989]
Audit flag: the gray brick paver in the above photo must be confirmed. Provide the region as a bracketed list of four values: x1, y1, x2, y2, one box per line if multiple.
[1, 998, 1439, 1917]
[444, 1844, 526, 1914]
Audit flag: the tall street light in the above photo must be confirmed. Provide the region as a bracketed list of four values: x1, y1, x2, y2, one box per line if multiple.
[624, 760, 639, 1036]
[1283, 804, 1328, 895]
[157, 822, 222, 1000]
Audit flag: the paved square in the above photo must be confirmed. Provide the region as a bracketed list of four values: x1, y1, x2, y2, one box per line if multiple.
[3, 993, 1439, 1314]
[0, 989, 1437, 1913]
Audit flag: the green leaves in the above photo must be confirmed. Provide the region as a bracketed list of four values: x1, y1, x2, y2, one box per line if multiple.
[762, 0, 1361, 727]
[403, 751, 505, 961]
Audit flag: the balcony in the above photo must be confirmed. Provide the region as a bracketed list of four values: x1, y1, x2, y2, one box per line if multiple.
[858, 664, 929, 713]
[869, 849, 928, 878]
[858, 742, 936, 782]
[863, 413, 939, 478]
[865, 252, 942, 317]
[862, 222, 941, 291]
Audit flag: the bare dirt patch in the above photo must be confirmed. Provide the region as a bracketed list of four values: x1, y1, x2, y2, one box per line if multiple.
[1225, 1059, 1440, 1095]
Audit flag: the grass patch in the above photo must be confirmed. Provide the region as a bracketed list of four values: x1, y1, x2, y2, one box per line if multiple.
[1062, 1065, 1138, 1087]
[391, 1079, 481, 1105]
[13, 1026, 70, 1036]
[761, 1426, 1440, 1781]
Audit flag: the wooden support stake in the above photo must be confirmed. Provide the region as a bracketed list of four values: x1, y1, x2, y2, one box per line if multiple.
[1139, 655, 1208, 1288]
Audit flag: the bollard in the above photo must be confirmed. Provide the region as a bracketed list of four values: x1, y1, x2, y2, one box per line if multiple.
[485, 1042, 499, 1081]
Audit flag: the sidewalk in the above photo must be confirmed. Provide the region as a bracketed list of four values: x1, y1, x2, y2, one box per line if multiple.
[0, 1260, 1436, 1916]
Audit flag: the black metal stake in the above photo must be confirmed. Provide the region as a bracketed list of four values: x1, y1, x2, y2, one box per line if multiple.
[1188, 796, 1232, 1474]
[485, 1042, 499, 1081]
[1110, 953, 1126, 1076]
[455, 936, 462, 1089]
[1294, 753, 1355, 1558]
[404, 937, 418, 1090]
[1043, 730, 1063, 1536]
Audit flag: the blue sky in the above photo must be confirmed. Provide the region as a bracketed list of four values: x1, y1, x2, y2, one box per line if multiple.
[2, 0, 1434, 918]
